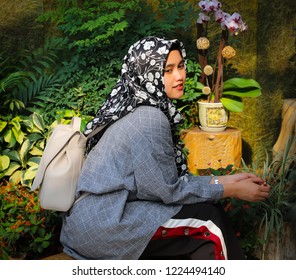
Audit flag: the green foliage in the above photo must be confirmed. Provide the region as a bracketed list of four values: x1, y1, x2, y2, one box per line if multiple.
[221, 78, 262, 112]
[42, 64, 119, 122]
[40, 0, 138, 49]
[203, 162, 236, 176]
[51, 109, 93, 132]
[240, 135, 296, 259]
[30, 1, 139, 122]
[0, 182, 61, 259]
[176, 59, 202, 128]
[0, 113, 46, 187]
[183, 60, 203, 101]
[38, 0, 139, 63]
[31, 0, 198, 124]
[0, 38, 66, 116]
[75, 10, 128, 47]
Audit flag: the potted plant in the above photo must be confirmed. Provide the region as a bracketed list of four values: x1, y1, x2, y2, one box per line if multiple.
[191, 0, 262, 131]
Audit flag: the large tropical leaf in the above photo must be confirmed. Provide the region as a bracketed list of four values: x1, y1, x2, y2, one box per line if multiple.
[0, 72, 28, 91]
[2, 149, 21, 163]
[223, 78, 261, 90]
[0, 120, 7, 132]
[3, 129, 16, 148]
[3, 162, 20, 176]
[223, 88, 262, 98]
[32, 112, 45, 132]
[220, 96, 244, 113]
[23, 166, 38, 180]
[19, 139, 34, 164]
[0, 155, 10, 171]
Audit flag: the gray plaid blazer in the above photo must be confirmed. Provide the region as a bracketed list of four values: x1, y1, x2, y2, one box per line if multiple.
[60, 106, 223, 259]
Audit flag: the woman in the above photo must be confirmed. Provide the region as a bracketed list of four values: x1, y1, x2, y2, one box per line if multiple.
[60, 36, 270, 260]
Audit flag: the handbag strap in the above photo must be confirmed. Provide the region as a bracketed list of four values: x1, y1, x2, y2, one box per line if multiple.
[71, 116, 82, 131]
[86, 124, 107, 139]
[73, 192, 90, 206]
[71, 116, 107, 139]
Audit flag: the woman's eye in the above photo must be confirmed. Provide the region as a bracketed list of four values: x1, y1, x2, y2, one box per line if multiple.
[178, 63, 185, 69]
[164, 69, 173, 73]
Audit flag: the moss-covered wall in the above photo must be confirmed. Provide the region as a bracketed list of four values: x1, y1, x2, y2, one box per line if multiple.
[227, 0, 295, 163]
[0, 0, 44, 55]
[254, 0, 296, 160]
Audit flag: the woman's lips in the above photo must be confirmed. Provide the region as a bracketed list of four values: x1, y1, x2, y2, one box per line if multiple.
[174, 84, 184, 90]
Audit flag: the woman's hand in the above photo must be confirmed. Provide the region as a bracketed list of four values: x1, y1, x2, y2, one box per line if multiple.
[218, 172, 264, 185]
[218, 173, 271, 202]
[223, 179, 270, 202]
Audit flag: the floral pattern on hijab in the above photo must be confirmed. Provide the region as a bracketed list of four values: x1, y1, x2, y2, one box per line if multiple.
[84, 36, 188, 176]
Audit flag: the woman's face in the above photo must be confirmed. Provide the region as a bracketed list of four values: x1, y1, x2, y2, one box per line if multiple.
[163, 50, 186, 99]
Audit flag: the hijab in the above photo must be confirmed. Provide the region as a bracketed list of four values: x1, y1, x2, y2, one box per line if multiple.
[84, 36, 188, 176]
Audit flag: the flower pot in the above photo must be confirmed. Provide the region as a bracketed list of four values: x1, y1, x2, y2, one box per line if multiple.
[198, 101, 228, 132]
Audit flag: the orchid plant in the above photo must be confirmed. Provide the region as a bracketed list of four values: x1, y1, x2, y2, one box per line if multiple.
[195, 0, 262, 112]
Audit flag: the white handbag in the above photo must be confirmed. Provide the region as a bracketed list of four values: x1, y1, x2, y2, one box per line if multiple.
[31, 117, 105, 211]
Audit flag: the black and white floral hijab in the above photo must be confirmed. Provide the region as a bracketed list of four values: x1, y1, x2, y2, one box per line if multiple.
[84, 36, 188, 176]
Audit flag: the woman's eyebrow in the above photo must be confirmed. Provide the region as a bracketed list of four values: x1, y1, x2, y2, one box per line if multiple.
[165, 59, 184, 68]
[164, 63, 174, 68]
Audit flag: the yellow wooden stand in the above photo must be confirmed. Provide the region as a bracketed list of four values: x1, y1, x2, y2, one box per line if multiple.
[181, 127, 242, 174]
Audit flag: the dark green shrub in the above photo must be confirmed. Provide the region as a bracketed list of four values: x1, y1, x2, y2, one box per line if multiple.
[0, 38, 66, 117]
[0, 181, 61, 260]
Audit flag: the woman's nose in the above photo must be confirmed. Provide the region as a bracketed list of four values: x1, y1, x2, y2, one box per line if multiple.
[174, 69, 183, 80]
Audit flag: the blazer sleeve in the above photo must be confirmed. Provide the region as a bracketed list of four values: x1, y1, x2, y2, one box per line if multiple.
[130, 106, 224, 205]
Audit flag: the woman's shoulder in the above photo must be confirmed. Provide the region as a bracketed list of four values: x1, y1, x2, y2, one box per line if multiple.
[129, 106, 169, 124]
[112, 106, 170, 138]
